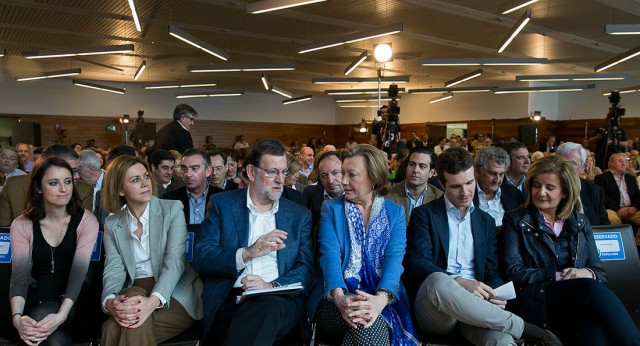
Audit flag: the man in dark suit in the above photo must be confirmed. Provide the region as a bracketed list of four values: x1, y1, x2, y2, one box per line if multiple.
[302, 151, 344, 228]
[556, 142, 610, 226]
[502, 141, 530, 200]
[162, 149, 223, 225]
[209, 150, 238, 191]
[404, 148, 560, 346]
[594, 152, 640, 226]
[538, 135, 557, 154]
[150, 104, 197, 154]
[406, 131, 424, 149]
[193, 139, 314, 345]
[150, 149, 184, 198]
[473, 146, 524, 227]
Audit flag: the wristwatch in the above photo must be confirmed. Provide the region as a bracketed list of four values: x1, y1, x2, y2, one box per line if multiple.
[377, 288, 395, 304]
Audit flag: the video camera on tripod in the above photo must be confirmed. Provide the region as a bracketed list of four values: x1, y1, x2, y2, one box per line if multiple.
[607, 91, 625, 139]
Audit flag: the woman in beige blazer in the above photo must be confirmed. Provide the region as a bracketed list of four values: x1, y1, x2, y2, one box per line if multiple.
[100, 155, 202, 345]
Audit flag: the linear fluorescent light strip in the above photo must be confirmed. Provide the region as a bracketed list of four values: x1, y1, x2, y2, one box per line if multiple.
[605, 24, 640, 35]
[283, 95, 312, 105]
[248, 0, 326, 14]
[429, 93, 453, 104]
[133, 60, 146, 80]
[339, 105, 380, 108]
[168, 24, 229, 61]
[271, 86, 293, 98]
[16, 68, 81, 81]
[601, 86, 640, 96]
[73, 79, 125, 94]
[298, 23, 403, 54]
[128, 0, 141, 31]
[409, 86, 495, 94]
[336, 98, 396, 103]
[502, 0, 539, 14]
[261, 74, 269, 90]
[344, 51, 368, 76]
[176, 91, 244, 99]
[494, 85, 593, 94]
[594, 44, 640, 72]
[188, 64, 297, 72]
[515, 72, 629, 82]
[324, 87, 405, 95]
[419, 57, 547, 66]
[445, 69, 483, 87]
[24, 44, 134, 59]
[497, 9, 531, 53]
[312, 75, 410, 84]
[145, 82, 219, 89]
[0, 49, 5, 57]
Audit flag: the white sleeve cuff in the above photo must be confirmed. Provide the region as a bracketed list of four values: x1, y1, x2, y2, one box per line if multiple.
[102, 294, 117, 314]
[236, 248, 250, 270]
[151, 292, 167, 308]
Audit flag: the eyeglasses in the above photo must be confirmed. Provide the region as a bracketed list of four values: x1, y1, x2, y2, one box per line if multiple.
[0, 154, 17, 162]
[254, 166, 289, 178]
[183, 114, 195, 122]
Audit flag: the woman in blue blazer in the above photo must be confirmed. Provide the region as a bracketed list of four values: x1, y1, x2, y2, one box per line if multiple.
[310, 144, 418, 346]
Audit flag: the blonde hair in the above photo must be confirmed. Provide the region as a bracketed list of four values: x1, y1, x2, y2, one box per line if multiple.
[524, 155, 581, 220]
[343, 144, 389, 195]
[103, 156, 157, 213]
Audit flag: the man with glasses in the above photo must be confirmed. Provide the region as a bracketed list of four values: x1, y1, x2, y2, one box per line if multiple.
[0, 144, 93, 226]
[303, 151, 344, 229]
[16, 143, 35, 173]
[0, 146, 27, 178]
[194, 139, 313, 345]
[163, 149, 222, 225]
[150, 103, 197, 154]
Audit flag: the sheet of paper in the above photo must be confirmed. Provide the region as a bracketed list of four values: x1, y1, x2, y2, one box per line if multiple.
[493, 281, 516, 301]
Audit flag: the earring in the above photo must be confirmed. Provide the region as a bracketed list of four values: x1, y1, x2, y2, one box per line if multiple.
[119, 192, 124, 196]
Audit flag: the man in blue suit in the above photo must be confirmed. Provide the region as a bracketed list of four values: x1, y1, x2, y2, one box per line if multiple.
[404, 148, 560, 346]
[193, 139, 314, 345]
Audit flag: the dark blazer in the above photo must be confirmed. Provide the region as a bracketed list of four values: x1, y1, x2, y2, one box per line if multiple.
[502, 177, 528, 202]
[403, 197, 503, 303]
[162, 184, 224, 224]
[472, 183, 524, 216]
[580, 179, 611, 226]
[222, 180, 239, 191]
[282, 186, 307, 208]
[594, 171, 640, 211]
[303, 184, 325, 227]
[157, 178, 185, 198]
[151, 120, 194, 154]
[501, 206, 606, 326]
[192, 189, 314, 338]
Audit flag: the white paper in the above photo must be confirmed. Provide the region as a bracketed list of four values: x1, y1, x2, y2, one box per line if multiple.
[493, 281, 516, 301]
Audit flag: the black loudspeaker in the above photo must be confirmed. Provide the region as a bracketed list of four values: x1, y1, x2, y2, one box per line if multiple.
[12, 122, 41, 147]
[519, 124, 537, 145]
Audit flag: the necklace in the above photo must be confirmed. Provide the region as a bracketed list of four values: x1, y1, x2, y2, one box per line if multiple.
[50, 245, 55, 274]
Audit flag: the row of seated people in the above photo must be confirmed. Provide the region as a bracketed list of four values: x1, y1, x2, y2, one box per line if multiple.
[3, 140, 640, 346]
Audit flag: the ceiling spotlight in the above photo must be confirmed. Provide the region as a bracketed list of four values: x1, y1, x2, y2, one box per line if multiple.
[530, 111, 542, 121]
[122, 114, 130, 124]
[374, 43, 393, 63]
[359, 118, 368, 133]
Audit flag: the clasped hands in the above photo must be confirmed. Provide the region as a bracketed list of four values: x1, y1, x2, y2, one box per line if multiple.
[14, 313, 66, 346]
[331, 288, 388, 329]
[106, 295, 160, 329]
[454, 277, 507, 309]
[618, 206, 637, 218]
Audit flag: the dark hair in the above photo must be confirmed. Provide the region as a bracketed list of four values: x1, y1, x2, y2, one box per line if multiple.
[503, 141, 527, 158]
[395, 146, 437, 184]
[316, 150, 341, 167]
[25, 158, 82, 221]
[149, 149, 175, 168]
[436, 147, 474, 186]
[42, 144, 79, 161]
[245, 139, 285, 167]
[208, 149, 227, 164]
[71, 143, 82, 149]
[106, 145, 137, 163]
[182, 148, 210, 167]
[173, 103, 197, 121]
[33, 147, 43, 155]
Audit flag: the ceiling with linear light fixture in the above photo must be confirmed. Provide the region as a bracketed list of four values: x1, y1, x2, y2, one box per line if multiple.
[1, 0, 639, 97]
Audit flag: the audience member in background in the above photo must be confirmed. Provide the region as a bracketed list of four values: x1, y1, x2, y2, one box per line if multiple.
[473, 146, 524, 227]
[78, 150, 107, 224]
[323, 144, 336, 152]
[539, 135, 557, 155]
[93, 150, 105, 169]
[56, 130, 70, 146]
[70, 143, 82, 153]
[16, 143, 35, 173]
[595, 153, 640, 226]
[10, 158, 99, 346]
[284, 152, 306, 192]
[84, 139, 97, 150]
[1, 146, 27, 178]
[149, 149, 183, 198]
[421, 133, 432, 149]
[303, 151, 345, 229]
[530, 151, 544, 163]
[193, 139, 313, 345]
[225, 149, 242, 184]
[309, 144, 418, 345]
[202, 135, 215, 151]
[345, 135, 358, 150]
[387, 146, 442, 225]
[105, 145, 138, 165]
[433, 137, 449, 155]
[371, 106, 401, 155]
[163, 149, 223, 225]
[169, 150, 183, 179]
[404, 148, 560, 346]
[0, 144, 93, 227]
[406, 131, 423, 149]
[233, 134, 250, 150]
[209, 150, 238, 191]
[388, 150, 408, 181]
[150, 104, 197, 154]
[581, 152, 602, 182]
[33, 147, 43, 162]
[100, 156, 202, 345]
[556, 142, 610, 226]
[501, 155, 640, 345]
[503, 141, 530, 198]
[627, 153, 640, 176]
[306, 137, 317, 152]
[299, 146, 315, 177]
